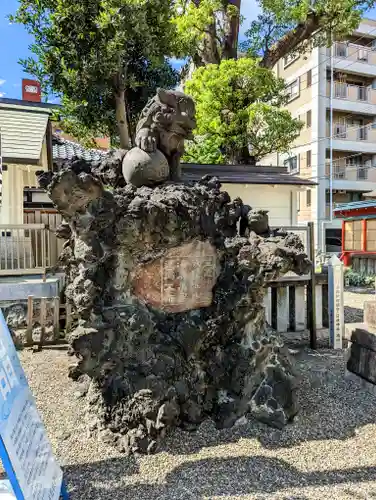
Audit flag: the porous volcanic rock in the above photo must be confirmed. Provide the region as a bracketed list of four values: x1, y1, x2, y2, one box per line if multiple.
[38, 158, 311, 455]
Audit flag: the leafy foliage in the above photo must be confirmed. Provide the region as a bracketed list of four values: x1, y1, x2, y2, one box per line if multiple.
[182, 136, 225, 164]
[344, 269, 376, 288]
[173, 0, 242, 64]
[10, 0, 178, 147]
[241, 0, 374, 67]
[184, 58, 303, 163]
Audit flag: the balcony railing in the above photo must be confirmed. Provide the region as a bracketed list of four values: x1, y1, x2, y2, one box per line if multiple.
[325, 161, 374, 181]
[0, 224, 58, 276]
[327, 82, 376, 104]
[332, 42, 376, 65]
[327, 123, 376, 142]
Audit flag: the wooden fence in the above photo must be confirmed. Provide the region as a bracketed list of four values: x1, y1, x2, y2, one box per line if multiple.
[264, 274, 328, 338]
[24, 295, 72, 348]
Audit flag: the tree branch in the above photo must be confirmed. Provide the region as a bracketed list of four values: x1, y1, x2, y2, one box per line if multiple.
[259, 12, 321, 68]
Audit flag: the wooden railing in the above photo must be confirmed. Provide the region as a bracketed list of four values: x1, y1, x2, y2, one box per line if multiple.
[264, 274, 328, 334]
[0, 224, 57, 276]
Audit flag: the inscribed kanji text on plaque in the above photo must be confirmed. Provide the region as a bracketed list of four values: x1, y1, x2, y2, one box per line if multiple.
[131, 240, 219, 313]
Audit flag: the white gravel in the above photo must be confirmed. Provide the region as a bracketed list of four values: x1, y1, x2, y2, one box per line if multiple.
[12, 289, 376, 499]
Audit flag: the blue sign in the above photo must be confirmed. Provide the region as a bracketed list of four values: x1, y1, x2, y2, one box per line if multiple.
[0, 311, 68, 500]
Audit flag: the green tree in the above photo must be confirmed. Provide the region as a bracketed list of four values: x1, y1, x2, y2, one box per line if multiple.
[173, 0, 242, 66]
[173, 0, 374, 69]
[184, 58, 303, 164]
[11, 0, 177, 148]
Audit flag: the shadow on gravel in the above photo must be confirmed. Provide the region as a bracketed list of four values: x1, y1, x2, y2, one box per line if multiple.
[145, 348, 376, 457]
[344, 305, 363, 323]
[64, 454, 376, 500]
[344, 287, 375, 295]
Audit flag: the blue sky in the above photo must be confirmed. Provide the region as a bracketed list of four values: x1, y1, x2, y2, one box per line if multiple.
[1, 0, 375, 101]
[0, 0, 258, 101]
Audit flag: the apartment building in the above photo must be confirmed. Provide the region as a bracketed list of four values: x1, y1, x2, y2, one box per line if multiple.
[261, 18, 376, 251]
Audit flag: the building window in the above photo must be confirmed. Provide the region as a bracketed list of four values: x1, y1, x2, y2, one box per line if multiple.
[306, 110, 312, 128]
[284, 155, 299, 174]
[335, 42, 347, 58]
[284, 52, 299, 68]
[286, 78, 299, 101]
[306, 149, 312, 168]
[344, 220, 362, 251]
[307, 70, 312, 88]
[306, 190, 311, 207]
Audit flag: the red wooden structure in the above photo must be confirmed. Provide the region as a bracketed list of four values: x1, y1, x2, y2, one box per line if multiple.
[334, 200, 376, 266]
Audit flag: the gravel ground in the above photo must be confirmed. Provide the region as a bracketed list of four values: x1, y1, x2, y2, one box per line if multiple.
[15, 289, 376, 500]
[344, 287, 374, 324]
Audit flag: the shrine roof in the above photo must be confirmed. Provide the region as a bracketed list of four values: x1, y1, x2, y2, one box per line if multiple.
[181, 164, 317, 186]
[334, 200, 376, 219]
[52, 134, 107, 163]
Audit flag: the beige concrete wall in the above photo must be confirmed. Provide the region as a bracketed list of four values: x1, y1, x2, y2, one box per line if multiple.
[221, 183, 299, 226]
[297, 189, 314, 223]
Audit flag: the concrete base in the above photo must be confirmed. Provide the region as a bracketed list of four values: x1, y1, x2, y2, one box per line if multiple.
[0, 274, 65, 301]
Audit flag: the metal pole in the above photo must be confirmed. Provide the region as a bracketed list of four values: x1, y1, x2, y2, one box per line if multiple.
[329, 40, 334, 224]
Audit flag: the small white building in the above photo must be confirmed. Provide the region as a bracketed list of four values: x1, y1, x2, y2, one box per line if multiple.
[0, 98, 56, 226]
[182, 164, 317, 227]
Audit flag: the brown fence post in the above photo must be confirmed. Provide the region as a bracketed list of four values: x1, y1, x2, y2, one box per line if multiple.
[66, 302, 72, 333]
[53, 296, 60, 341]
[39, 297, 47, 349]
[26, 295, 33, 345]
[307, 222, 317, 350]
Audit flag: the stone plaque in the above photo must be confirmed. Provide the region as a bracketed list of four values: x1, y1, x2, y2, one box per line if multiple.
[364, 301, 376, 332]
[131, 240, 219, 313]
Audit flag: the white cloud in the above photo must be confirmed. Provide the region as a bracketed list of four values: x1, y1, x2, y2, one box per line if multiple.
[0, 92, 6, 98]
[0, 80, 5, 87]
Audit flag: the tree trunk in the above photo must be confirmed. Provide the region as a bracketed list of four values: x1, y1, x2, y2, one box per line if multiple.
[222, 0, 241, 60]
[115, 89, 130, 149]
[230, 145, 251, 165]
[199, 20, 221, 65]
[260, 12, 320, 69]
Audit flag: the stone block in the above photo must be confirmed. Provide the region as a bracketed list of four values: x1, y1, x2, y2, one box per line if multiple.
[350, 325, 376, 352]
[364, 301, 376, 331]
[131, 240, 220, 313]
[347, 324, 376, 384]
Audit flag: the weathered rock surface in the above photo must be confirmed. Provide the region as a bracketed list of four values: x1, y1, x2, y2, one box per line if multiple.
[347, 324, 376, 384]
[39, 157, 311, 455]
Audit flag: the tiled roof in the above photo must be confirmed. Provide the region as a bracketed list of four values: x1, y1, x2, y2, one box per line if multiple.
[52, 135, 108, 163]
[182, 164, 317, 186]
[51, 138, 316, 187]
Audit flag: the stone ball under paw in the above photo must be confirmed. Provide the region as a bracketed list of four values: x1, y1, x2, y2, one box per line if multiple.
[122, 147, 170, 187]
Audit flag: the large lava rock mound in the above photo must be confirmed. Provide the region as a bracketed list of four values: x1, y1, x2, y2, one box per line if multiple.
[38, 158, 311, 455]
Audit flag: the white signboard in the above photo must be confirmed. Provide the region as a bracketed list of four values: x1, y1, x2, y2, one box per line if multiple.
[328, 255, 344, 349]
[0, 311, 67, 500]
[0, 480, 15, 499]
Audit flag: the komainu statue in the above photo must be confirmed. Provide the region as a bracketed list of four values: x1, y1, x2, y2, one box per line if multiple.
[122, 88, 196, 187]
[38, 88, 312, 456]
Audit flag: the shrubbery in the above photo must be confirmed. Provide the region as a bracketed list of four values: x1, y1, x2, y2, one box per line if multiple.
[344, 269, 376, 287]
